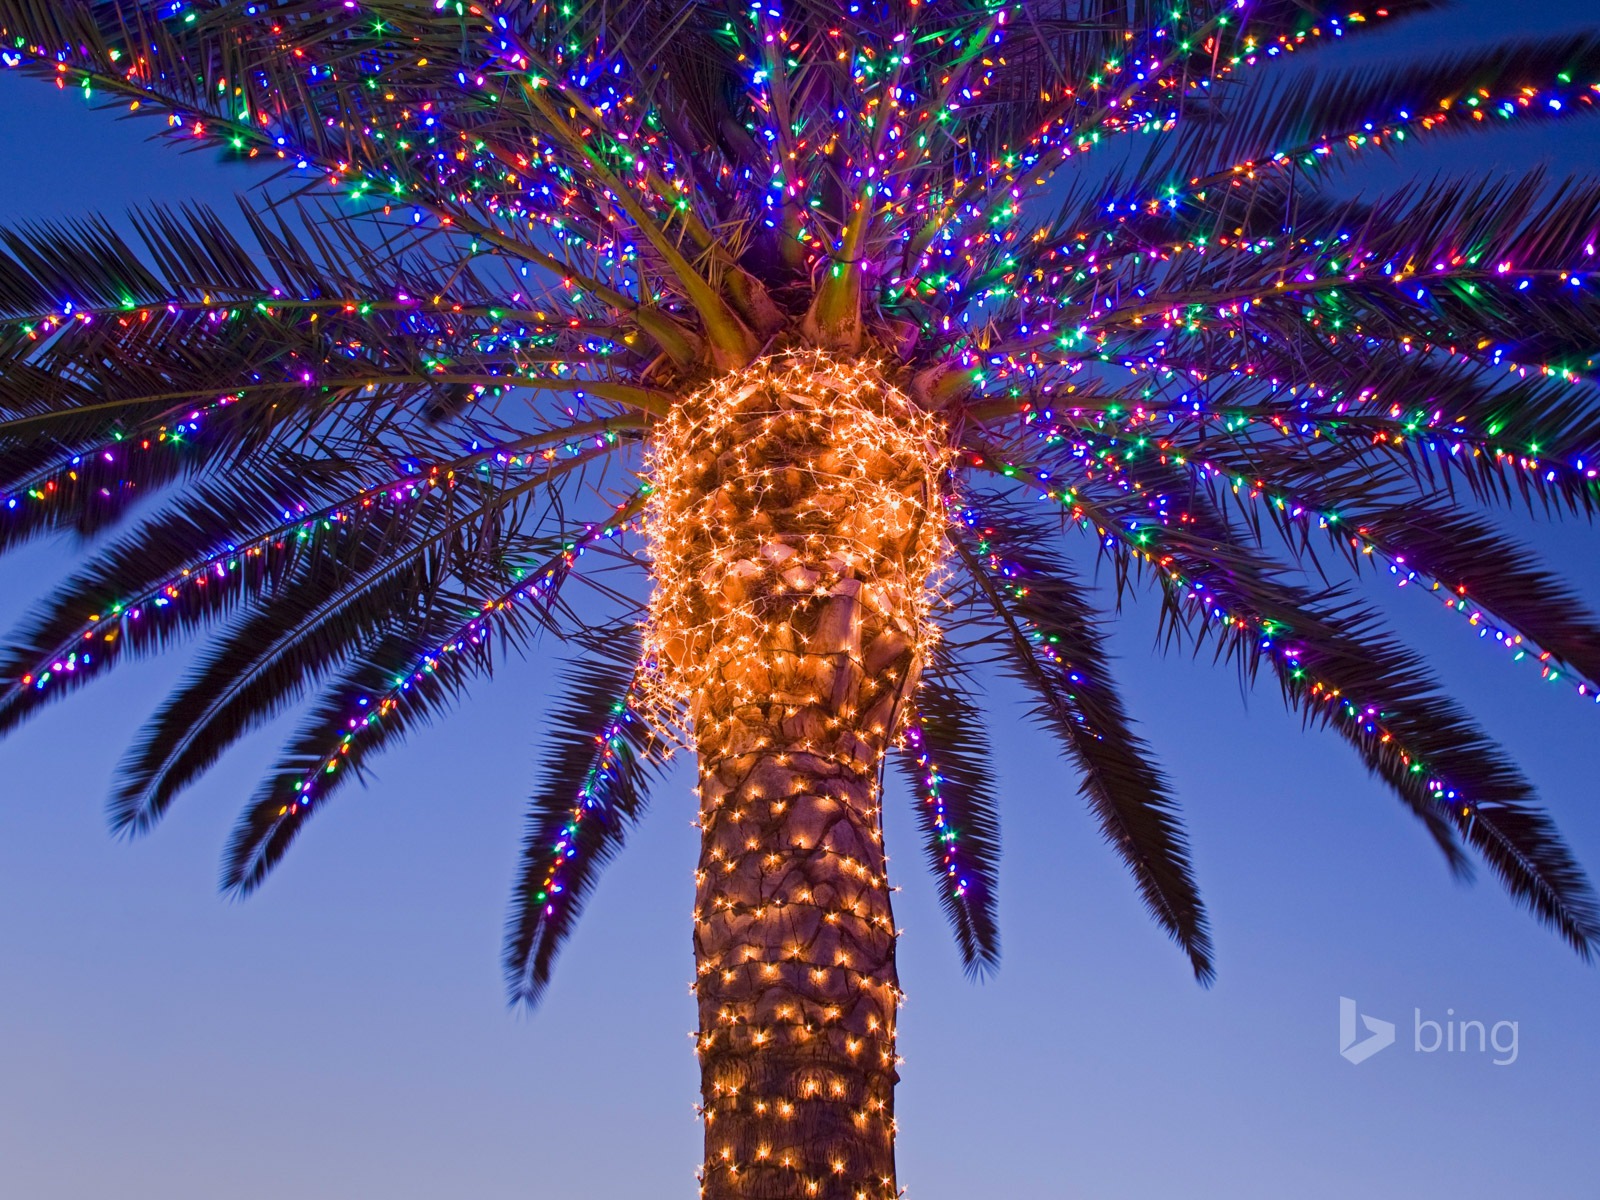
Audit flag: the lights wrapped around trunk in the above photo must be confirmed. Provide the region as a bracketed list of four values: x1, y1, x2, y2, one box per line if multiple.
[643, 351, 951, 1198]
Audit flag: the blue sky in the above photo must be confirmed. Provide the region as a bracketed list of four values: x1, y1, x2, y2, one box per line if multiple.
[3, 4, 1600, 1197]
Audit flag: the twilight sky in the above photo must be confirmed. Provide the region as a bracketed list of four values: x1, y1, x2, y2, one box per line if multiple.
[3, 4, 1600, 1197]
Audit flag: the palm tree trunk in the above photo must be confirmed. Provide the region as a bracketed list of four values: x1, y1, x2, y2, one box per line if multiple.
[645, 353, 947, 1199]
[693, 587, 909, 1200]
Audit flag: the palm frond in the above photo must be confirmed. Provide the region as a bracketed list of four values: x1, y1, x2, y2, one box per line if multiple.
[109, 510, 510, 834]
[951, 512, 1215, 983]
[1154, 33, 1600, 191]
[1139, 495, 1600, 955]
[219, 617, 498, 895]
[504, 628, 662, 1007]
[0, 467, 370, 734]
[220, 497, 645, 892]
[0, 461, 473, 735]
[894, 667, 1002, 977]
[1050, 404, 1600, 690]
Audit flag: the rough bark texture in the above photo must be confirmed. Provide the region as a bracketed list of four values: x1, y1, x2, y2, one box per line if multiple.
[646, 354, 945, 1199]
[695, 662, 904, 1200]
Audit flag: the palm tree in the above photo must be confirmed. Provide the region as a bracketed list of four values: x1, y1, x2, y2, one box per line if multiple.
[3, 0, 1600, 1194]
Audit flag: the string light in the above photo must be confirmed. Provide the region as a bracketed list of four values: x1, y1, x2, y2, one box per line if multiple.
[642, 351, 950, 730]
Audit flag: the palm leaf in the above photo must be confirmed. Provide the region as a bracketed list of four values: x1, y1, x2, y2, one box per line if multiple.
[219, 617, 500, 895]
[1136, 496, 1600, 955]
[219, 500, 643, 893]
[893, 667, 1002, 977]
[1155, 32, 1600, 192]
[109, 510, 505, 833]
[952, 513, 1215, 983]
[504, 628, 662, 1007]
